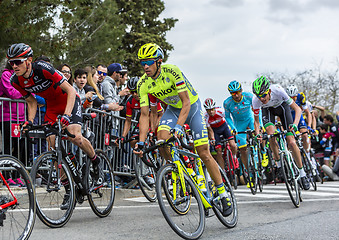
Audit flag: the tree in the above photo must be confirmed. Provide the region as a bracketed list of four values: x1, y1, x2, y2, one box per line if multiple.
[115, 0, 178, 76]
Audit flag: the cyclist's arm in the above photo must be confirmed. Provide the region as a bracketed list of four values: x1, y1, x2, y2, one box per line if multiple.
[254, 114, 261, 136]
[224, 105, 236, 131]
[139, 105, 150, 143]
[290, 101, 302, 126]
[25, 95, 38, 122]
[121, 117, 132, 138]
[176, 91, 190, 126]
[150, 105, 158, 133]
[59, 81, 77, 116]
[207, 126, 215, 141]
[304, 107, 312, 128]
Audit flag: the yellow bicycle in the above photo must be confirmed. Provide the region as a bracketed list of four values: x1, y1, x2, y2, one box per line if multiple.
[144, 132, 238, 239]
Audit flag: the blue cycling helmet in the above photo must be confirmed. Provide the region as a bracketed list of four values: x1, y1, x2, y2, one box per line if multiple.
[228, 80, 242, 93]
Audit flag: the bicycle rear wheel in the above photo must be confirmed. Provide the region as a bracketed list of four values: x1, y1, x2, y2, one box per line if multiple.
[30, 152, 75, 228]
[88, 150, 115, 217]
[224, 149, 237, 189]
[134, 157, 157, 202]
[281, 153, 300, 208]
[156, 164, 205, 240]
[247, 148, 258, 195]
[257, 151, 264, 192]
[301, 150, 317, 191]
[212, 166, 238, 228]
[0, 155, 36, 240]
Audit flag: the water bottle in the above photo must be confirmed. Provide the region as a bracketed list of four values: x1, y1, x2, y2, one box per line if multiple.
[196, 175, 207, 194]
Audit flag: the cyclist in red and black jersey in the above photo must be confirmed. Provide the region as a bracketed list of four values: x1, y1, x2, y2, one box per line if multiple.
[118, 77, 163, 148]
[7, 43, 103, 206]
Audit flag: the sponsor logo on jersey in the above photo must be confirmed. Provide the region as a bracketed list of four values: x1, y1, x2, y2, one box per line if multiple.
[150, 83, 176, 98]
[163, 67, 181, 80]
[25, 80, 53, 93]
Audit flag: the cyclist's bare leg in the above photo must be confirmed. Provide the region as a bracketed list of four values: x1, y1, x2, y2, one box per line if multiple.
[239, 146, 248, 170]
[266, 125, 279, 160]
[300, 128, 309, 153]
[157, 130, 173, 161]
[66, 124, 95, 158]
[229, 139, 237, 156]
[195, 144, 222, 185]
[286, 135, 303, 168]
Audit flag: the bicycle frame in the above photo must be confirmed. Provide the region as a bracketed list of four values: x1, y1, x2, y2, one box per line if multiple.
[169, 142, 213, 209]
[0, 171, 17, 210]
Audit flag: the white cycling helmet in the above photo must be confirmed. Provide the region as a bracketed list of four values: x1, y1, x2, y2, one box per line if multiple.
[203, 98, 216, 109]
[286, 85, 298, 97]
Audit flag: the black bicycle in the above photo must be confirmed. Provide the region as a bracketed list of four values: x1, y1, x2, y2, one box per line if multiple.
[29, 114, 115, 228]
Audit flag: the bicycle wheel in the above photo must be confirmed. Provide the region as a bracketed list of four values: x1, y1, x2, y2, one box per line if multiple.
[266, 147, 276, 185]
[257, 151, 264, 192]
[280, 153, 300, 208]
[301, 150, 317, 191]
[134, 157, 157, 202]
[156, 164, 205, 240]
[212, 166, 238, 228]
[224, 149, 237, 189]
[247, 148, 258, 195]
[30, 151, 75, 228]
[88, 149, 115, 218]
[0, 155, 36, 240]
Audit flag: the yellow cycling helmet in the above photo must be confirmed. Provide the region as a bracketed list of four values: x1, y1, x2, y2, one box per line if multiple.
[137, 43, 164, 60]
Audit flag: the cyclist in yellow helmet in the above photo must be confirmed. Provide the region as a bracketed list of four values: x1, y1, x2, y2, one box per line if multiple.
[134, 43, 233, 216]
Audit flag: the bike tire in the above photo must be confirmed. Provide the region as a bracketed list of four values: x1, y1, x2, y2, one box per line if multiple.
[212, 166, 238, 228]
[224, 150, 236, 189]
[0, 155, 36, 240]
[266, 147, 276, 185]
[156, 164, 205, 240]
[257, 151, 264, 192]
[301, 150, 317, 191]
[88, 149, 115, 217]
[30, 151, 76, 228]
[134, 157, 157, 202]
[247, 147, 258, 195]
[280, 153, 300, 208]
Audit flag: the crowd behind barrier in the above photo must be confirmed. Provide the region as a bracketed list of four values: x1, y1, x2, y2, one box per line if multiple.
[0, 97, 138, 180]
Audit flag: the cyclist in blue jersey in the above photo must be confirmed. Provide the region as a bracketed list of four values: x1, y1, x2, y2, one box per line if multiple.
[224, 81, 266, 185]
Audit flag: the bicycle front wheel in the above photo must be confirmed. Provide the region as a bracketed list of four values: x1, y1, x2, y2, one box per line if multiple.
[156, 164, 205, 240]
[134, 157, 157, 202]
[301, 150, 317, 191]
[247, 148, 258, 195]
[0, 155, 36, 240]
[281, 153, 300, 208]
[212, 166, 238, 228]
[88, 149, 115, 218]
[30, 152, 75, 228]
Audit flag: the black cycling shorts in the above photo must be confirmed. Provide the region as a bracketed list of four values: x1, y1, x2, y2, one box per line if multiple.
[262, 102, 293, 131]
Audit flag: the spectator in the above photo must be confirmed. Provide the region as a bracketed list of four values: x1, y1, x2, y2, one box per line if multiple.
[322, 158, 339, 180]
[313, 105, 325, 127]
[57, 63, 73, 85]
[101, 63, 129, 107]
[96, 64, 107, 84]
[84, 66, 104, 109]
[73, 68, 94, 107]
[319, 124, 335, 167]
[323, 114, 339, 153]
[0, 62, 26, 164]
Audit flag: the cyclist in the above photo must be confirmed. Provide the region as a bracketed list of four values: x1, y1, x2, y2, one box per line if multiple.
[286, 85, 313, 155]
[7, 43, 104, 208]
[117, 76, 163, 148]
[224, 80, 266, 187]
[203, 97, 237, 171]
[252, 76, 310, 190]
[133, 43, 233, 216]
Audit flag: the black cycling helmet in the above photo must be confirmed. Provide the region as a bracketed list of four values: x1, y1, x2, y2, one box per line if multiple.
[7, 43, 33, 59]
[127, 77, 139, 91]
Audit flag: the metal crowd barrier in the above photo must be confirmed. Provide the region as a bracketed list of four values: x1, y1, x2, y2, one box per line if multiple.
[0, 97, 138, 180]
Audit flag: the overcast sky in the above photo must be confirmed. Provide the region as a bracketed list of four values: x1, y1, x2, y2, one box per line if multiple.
[160, 0, 339, 106]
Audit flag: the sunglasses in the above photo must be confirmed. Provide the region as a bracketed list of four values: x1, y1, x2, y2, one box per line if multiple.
[98, 71, 107, 76]
[257, 89, 269, 99]
[8, 58, 27, 67]
[130, 90, 137, 93]
[140, 60, 156, 67]
[61, 70, 71, 75]
[231, 90, 241, 96]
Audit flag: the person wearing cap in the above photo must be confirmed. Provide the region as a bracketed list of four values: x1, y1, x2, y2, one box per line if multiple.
[101, 63, 130, 107]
